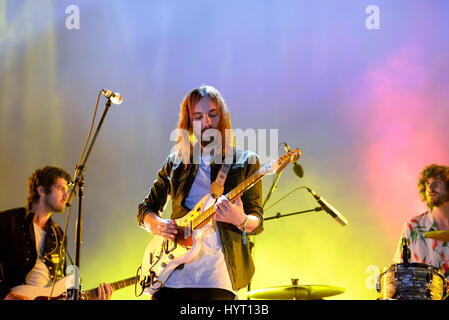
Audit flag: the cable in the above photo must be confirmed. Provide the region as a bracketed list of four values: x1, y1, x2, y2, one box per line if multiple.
[264, 186, 309, 213]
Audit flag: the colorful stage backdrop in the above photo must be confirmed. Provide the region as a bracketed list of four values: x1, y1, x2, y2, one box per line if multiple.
[1, 0, 448, 299]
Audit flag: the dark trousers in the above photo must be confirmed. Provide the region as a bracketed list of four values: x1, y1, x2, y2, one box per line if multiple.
[151, 287, 236, 300]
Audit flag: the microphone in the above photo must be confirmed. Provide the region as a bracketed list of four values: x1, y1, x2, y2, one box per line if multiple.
[306, 188, 348, 226]
[102, 89, 123, 105]
[283, 142, 304, 178]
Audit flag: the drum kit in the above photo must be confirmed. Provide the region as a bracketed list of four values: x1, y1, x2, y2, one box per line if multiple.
[376, 231, 449, 300]
[248, 231, 449, 300]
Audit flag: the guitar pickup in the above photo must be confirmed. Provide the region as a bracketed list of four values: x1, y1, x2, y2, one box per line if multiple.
[184, 221, 192, 239]
[163, 239, 177, 254]
[167, 240, 177, 253]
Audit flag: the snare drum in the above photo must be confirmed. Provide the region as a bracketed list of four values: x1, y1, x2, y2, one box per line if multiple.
[377, 262, 447, 300]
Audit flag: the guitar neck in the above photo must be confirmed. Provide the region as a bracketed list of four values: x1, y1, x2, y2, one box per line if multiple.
[189, 148, 300, 231]
[226, 168, 265, 200]
[191, 166, 267, 229]
[83, 276, 136, 300]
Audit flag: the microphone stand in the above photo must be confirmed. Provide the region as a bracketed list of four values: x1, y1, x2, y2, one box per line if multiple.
[263, 207, 323, 221]
[246, 171, 283, 297]
[65, 98, 113, 300]
[246, 205, 324, 299]
[246, 179, 323, 299]
[246, 207, 324, 300]
[262, 171, 283, 208]
[72, 174, 84, 300]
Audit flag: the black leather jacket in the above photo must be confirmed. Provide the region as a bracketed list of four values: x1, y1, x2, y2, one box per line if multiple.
[137, 149, 264, 291]
[0, 207, 66, 299]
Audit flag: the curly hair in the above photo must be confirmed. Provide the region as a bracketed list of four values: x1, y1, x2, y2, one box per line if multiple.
[417, 164, 449, 205]
[26, 166, 72, 211]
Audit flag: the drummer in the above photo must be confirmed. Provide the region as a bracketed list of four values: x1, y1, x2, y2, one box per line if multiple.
[393, 164, 449, 279]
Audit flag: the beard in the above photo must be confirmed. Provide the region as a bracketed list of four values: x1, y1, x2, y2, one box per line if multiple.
[44, 196, 66, 213]
[428, 192, 449, 209]
[196, 128, 221, 148]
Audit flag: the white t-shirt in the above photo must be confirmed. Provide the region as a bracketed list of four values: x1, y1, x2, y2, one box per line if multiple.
[165, 155, 235, 293]
[25, 223, 52, 287]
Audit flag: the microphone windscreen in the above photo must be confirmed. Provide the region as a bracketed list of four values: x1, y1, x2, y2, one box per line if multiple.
[293, 163, 304, 178]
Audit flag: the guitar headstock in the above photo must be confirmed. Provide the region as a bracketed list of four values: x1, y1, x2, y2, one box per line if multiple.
[266, 148, 302, 175]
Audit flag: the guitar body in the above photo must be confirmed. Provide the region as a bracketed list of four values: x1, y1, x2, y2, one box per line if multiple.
[140, 194, 215, 295]
[141, 227, 209, 295]
[11, 274, 75, 300]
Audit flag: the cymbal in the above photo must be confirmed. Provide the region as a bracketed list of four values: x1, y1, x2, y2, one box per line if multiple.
[424, 230, 449, 241]
[248, 284, 345, 300]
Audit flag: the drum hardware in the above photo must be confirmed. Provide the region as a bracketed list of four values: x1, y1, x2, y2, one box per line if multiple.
[247, 278, 345, 300]
[401, 238, 411, 264]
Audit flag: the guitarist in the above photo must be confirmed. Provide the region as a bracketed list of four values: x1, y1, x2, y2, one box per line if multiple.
[138, 85, 264, 300]
[0, 165, 113, 300]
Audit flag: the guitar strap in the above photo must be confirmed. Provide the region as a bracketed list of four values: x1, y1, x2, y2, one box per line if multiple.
[210, 163, 232, 199]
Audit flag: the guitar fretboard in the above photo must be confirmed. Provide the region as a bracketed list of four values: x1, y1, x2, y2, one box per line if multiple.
[83, 276, 137, 300]
[187, 149, 300, 230]
[190, 165, 269, 229]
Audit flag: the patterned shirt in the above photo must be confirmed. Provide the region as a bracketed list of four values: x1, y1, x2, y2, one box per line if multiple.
[393, 211, 449, 280]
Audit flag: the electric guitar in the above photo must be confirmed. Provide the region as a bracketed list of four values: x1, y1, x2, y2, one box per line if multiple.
[138, 148, 301, 296]
[11, 274, 137, 300]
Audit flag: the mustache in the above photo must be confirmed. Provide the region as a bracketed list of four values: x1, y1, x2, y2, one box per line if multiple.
[201, 127, 214, 133]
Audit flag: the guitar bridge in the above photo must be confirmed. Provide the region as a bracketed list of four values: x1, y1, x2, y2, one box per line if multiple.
[143, 271, 163, 292]
[140, 271, 158, 292]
